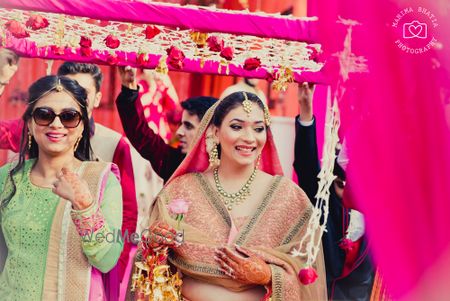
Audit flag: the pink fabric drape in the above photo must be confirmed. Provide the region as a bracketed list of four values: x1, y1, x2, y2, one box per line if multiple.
[1, 0, 318, 42]
[316, 0, 450, 299]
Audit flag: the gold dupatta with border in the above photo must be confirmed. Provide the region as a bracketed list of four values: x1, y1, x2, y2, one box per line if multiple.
[139, 172, 327, 301]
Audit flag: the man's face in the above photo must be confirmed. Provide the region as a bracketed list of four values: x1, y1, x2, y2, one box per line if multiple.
[65, 73, 101, 118]
[0, 49, 19, 96]
[333, 177, 345, 199]
[176, 110, 201, 154]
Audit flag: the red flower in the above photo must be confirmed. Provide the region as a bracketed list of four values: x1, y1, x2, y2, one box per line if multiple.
[206, 36, 224, 52]
[98, 20, 110, 27]
[306, 45, 323, 63]
[117, 24, 129, 32]
[50, 45, 65, 55]
[243, 57, 261, 71]
[106, 53, 119, 65]
[104, 34, 120, 49]
[79, 36, 92, 48]
[298, 267, 318, 285]
[157, 253, 167, 263]
[5, 20, 29, 38]
[25, 15, 49, 30]
[339, 238, 356, 252]
[220, 46, 234, 61]
[265, 70, 276, 82]
[136, 52, 149, 66]
[85, 19, 111, 27]
[80, 46, 92, 57]
[166, 46, 185, 70]
[143, 25, 161, 40]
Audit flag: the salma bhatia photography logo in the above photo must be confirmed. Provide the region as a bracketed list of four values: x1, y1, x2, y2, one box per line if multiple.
[392, 7, 439, 55]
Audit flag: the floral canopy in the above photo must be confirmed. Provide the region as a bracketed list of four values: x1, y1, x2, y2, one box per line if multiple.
[0, 0, 326, 90]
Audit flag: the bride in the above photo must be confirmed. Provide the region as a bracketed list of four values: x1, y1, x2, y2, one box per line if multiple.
[130, 91, 326, 301]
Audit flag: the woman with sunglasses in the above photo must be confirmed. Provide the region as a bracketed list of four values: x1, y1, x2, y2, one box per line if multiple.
[0, 75, 123, 300]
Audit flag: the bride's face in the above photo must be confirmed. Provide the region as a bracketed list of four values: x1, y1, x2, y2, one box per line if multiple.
[214, 104, 266, 167]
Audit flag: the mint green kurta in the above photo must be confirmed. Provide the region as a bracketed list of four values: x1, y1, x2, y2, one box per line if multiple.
[0, 160, 123, 300]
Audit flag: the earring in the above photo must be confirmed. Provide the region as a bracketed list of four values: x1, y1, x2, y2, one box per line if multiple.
[256, 153, 261, 169]
[28, 132, 33, 150]
[209, 143, 220, 167]
[74, 137, 81, 151]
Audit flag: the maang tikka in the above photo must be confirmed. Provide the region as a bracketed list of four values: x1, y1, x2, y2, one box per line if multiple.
[242, 91, 271, 127]
[242, 92, 252, 117]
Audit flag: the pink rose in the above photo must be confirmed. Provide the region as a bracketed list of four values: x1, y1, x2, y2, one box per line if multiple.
[5, 20, 29, 38]
[167, 198, 190, 215]
[298, 267, 318, 285]
[306, 45, 323, 63]
[265, 70, 276, 82]
[220, 46, 234, 61]
[136, 52, 149, 66]
[143, 25, 161, 40]
[25, 15, 49, 30]
[80, 46, 92, 57]
[243, 57, 261, 71]
[79, 36, 92, 48]
[206, 36, 224, 52]
[106, 53, 119, 65]
[166, 46, 185, 70]
[104, 34, 120, 49]
[50, 45, 65, 55]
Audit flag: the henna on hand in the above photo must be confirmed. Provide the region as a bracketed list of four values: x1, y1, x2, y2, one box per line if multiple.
[52, 167, 92, 210]
[143, 221, 177, 250]
[214, 245, 271, 285]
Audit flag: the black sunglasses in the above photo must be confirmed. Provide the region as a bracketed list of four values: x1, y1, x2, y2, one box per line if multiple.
[32, 107, 82, 128]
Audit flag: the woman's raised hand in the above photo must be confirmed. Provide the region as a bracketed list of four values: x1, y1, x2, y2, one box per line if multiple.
[298, 82, 315, 122]
[52, 167, 93, 210]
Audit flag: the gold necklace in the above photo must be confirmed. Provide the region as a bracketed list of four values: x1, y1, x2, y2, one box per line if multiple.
[213, 167, 257, 211]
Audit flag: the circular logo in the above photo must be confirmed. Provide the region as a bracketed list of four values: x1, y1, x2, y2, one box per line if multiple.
[392, 7, 439, 55]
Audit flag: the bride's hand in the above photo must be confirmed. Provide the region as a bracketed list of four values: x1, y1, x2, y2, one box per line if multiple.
[215, 245, 271, 285]
[142, 221, 178, 251]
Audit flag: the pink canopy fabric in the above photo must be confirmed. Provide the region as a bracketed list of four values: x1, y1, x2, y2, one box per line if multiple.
[315, 0, 450, 299]
[1, 0, 318, 42]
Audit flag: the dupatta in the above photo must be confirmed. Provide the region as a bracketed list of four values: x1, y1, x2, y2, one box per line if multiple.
[41, 161, 120, 301]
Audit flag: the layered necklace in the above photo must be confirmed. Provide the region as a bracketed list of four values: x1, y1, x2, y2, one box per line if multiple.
[213, 167, 257, 211]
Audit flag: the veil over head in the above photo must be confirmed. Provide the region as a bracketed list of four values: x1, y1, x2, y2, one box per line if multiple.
[167, 92, 283, 184]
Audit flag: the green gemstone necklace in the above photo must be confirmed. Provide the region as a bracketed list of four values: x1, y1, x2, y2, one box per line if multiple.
[213, 167, 257, 211]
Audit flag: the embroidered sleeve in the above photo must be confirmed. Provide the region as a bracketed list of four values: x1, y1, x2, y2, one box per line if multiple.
[72, 173, 124, 273]
[70, 200, 106, 236]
